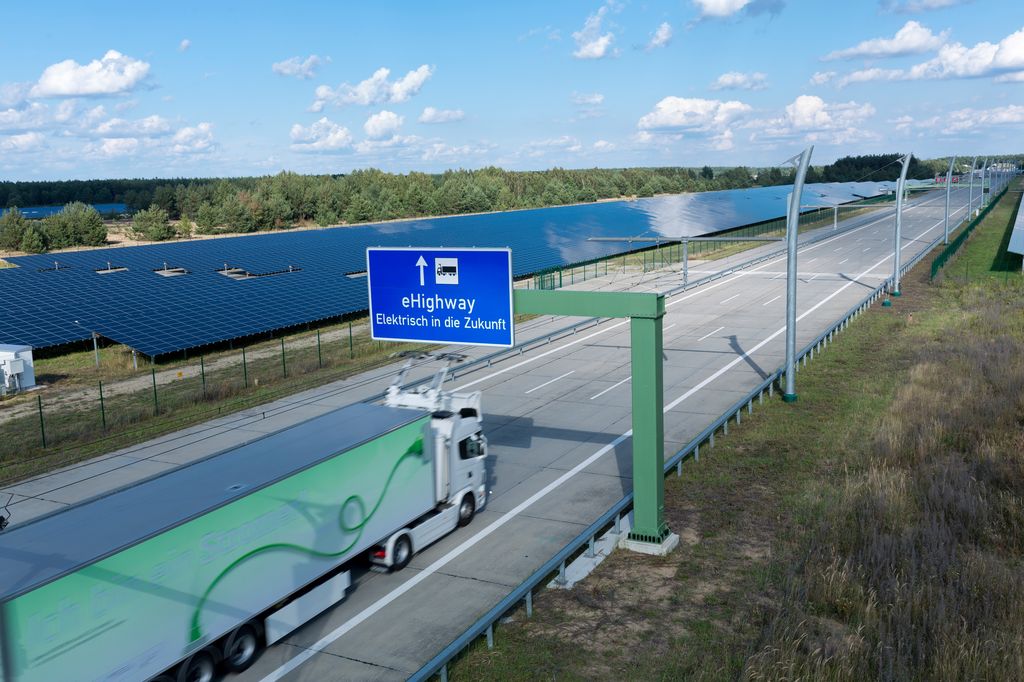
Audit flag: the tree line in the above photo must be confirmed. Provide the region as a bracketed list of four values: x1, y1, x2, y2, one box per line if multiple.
[3, 154, 1012, 253]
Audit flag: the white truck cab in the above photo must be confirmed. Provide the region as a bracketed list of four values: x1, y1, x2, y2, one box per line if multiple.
[371, 355, 488, 570]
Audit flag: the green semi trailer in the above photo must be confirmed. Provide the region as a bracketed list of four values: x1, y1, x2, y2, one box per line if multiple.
[0, 366, 488, 682]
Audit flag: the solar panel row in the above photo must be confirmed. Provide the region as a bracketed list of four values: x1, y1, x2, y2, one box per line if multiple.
[0, 182, 894, 357]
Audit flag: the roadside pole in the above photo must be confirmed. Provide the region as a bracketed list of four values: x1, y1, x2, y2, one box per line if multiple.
[968, 156, 978, 218]
[782, 145, 813, 403]
[944, 156, 956, 245]
[890, 153, 912, 298]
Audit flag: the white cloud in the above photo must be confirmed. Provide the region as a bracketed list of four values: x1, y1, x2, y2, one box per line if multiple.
[0, 103, 48, 131]
[693, 0, 751, 18]
[525, 136, 583, 156]
[289, 117, 353, 152]
[746, 94, 876, 144]
[833, 27, 1024, 85]
[573, 3, 617, 59]
[364, 110, 404, 139]
[890, 114, 915, 130]
[179, 39, 191, 52]
[171, 122, 214, 154]
[923, 104, 1024, 132]
[354, 134, 418, 155]
[29, 50, 150, 97]
[311, 64, 433, 110]
[837, 67, 906, 87]
[593, 139, 615, 151]
[0, 132, 45, 152]
[570, 92, 605, 105]
[81, 105, 107, 126]
[647, 22, 673, 50]
[421, 142, 492, 161]
[824, 21, 948, 60]
[94, 115, 172, 137]
[90, 137, 139, 157]
[272, 55, 328, 80]
[710, 129, 735, 150]
[711, 71, 768, 90]
[882, 0, 971, 13]
[54, 100, 76, 122]
[809, 71, 836, 85]
[637, 96, 752, 132]
[419, 106, 465, 123]
[908, 27, 1024, 78]
[0, 83, 30, 108]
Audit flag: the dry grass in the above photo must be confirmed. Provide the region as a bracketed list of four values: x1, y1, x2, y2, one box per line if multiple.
[745, 282, 1024, 682]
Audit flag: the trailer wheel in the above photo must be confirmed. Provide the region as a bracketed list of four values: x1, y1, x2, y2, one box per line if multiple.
[176, 650, 216, 682]
[392, 534, 413, 571]
[223, 623, 263, 673]
[457, 494, 476, 527]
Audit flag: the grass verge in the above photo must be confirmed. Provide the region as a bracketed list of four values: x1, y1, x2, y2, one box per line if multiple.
[444, 185, 1024, 680]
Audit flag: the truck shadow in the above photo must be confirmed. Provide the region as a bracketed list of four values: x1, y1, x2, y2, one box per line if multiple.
[482, 414, 630, 498]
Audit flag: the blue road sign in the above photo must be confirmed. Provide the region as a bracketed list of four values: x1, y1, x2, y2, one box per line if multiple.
[366, 247, 514, 347]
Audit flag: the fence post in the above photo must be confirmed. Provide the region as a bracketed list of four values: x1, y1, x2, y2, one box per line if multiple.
[151, 369, 159, 416]
[281, 338, 287, 378]
[317, 330, 323, 368]
[348, 321, 354, 358]
[242, 347, 249, 388]
[200, 356, 207, 399]
[99, 381, 106, 429]
[37, 395, 46, 448]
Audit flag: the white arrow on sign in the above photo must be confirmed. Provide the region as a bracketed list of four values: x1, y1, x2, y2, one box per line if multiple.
[415, 255, 427, 286]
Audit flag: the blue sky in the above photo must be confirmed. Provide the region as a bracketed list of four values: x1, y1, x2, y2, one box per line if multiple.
[0, 0, 1021, 180]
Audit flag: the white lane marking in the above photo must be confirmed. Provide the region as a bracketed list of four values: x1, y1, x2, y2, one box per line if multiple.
[457, 273, 747, 392]
[590, 376, 631, 400]
[771, 272, 785, 280]
[721, 293, 740, 304]
[662, 249, 899, 415]
[525, 370, 575, 394]
[838, 258, 848, 265]
[806, 257, 817, 263]
[863, 247, 871, 252]
[664, 323, 677, 331]
[763, 295, 782, 306]
[833, 247, 842, 252]
[697, 326, 725, 342]
[260, 200, 958, 682]
[808, 274, 820, 282]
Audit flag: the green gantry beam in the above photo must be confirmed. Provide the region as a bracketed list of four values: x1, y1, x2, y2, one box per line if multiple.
[514, 289, 670, 545]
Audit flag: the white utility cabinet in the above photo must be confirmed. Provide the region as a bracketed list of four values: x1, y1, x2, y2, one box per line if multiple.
[0, 344, 35, 395]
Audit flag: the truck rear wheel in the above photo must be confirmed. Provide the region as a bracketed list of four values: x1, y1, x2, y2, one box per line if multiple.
[457, 494, 476, 527]
[176, 649, 216, 682]
[223, 622, 263, 673]
[392, 534, 413, 571]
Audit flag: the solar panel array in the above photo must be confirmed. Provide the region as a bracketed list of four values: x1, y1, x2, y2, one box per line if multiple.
[0, 181, 893, 357]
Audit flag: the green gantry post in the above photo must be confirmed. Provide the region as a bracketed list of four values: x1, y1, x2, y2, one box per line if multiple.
[514, 289, 674, 552]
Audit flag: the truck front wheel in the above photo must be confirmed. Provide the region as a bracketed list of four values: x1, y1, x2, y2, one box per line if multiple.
[392, 534, 413, 571]
[458, 494, 476, 527]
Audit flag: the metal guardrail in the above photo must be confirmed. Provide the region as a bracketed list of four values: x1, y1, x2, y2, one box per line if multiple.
[410, 216, 951, 682]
